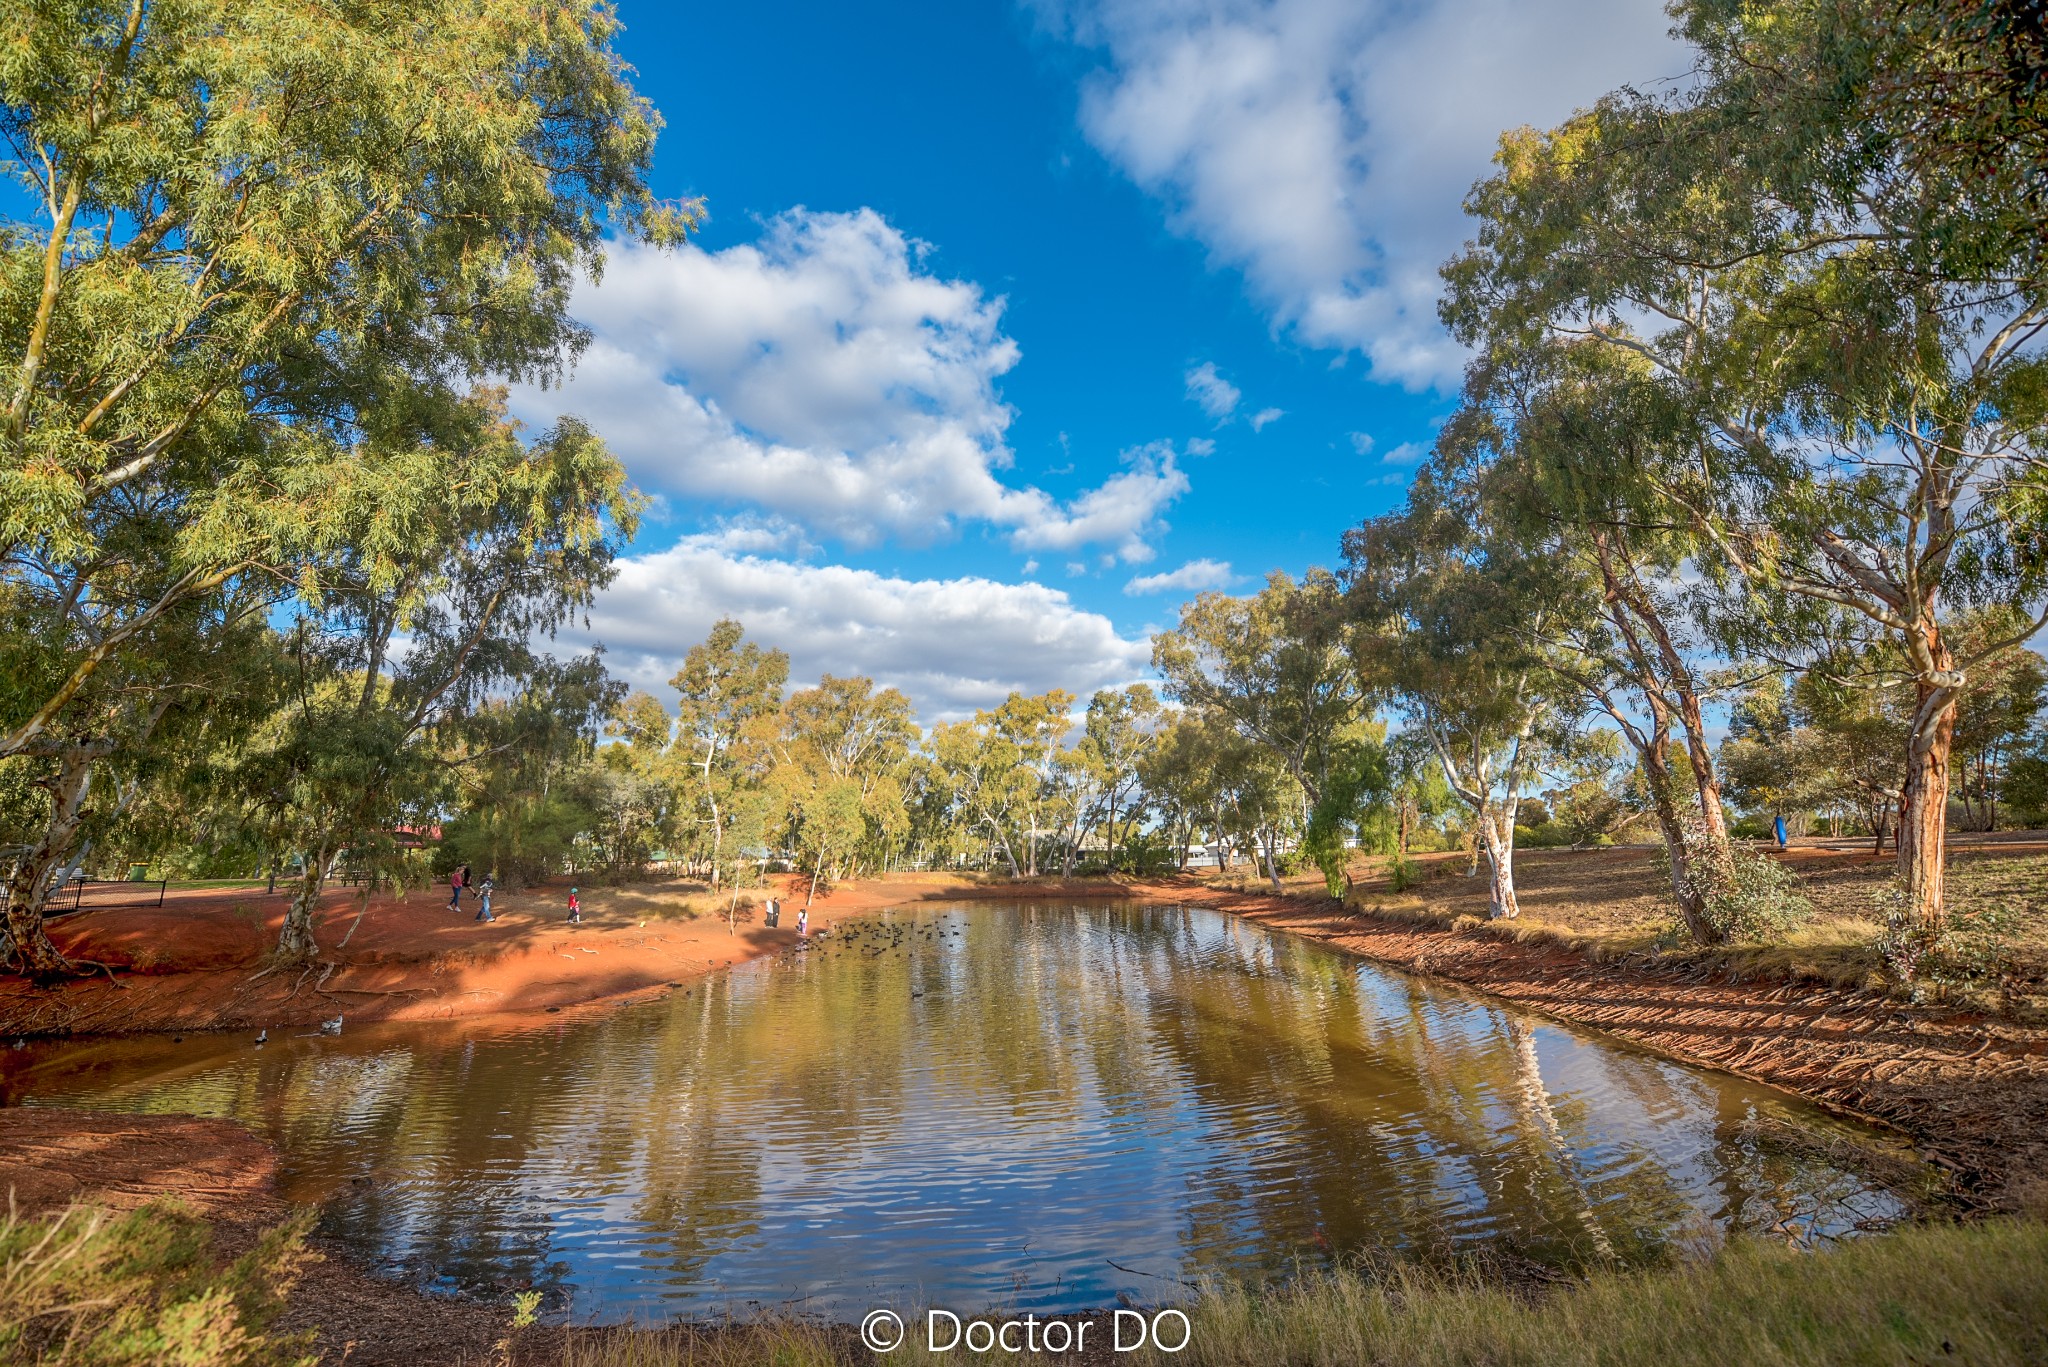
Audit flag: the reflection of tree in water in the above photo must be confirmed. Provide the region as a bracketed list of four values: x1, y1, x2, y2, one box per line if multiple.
[12, 902, 1904, 1315]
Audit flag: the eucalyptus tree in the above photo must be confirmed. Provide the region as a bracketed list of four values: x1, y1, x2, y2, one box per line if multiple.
[1152, 569, 1369, 811]
[1, 0, 688, 974]
[1078, 684, 1163, 874]
[926, 714, 1031, 876]
[1433, 351, 1748, 942]
[993, 689, 1074, 876]
[1344, 474, 1581, 920]
[441, 651, 624, 887]
[1443, 0, 2048, 935]
[1139, 711, 1227, 872]
[240, 404, 637, 962]
[671, 620, 790, 888]
[776, 675, 918, 883]
[2, 579, 279, 973]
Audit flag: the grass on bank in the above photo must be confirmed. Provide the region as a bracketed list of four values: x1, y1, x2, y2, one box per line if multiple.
[539, 1220, 2048, 1367]
[0, 1199, 314, 1367]
[6, 1201, 2041, 1366]
[1219, 839, 2048, 1019]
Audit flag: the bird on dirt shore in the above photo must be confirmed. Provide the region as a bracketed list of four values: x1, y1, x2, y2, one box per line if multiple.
[254, 1029, 268, 1046]
[319, 1014, 344, 1036]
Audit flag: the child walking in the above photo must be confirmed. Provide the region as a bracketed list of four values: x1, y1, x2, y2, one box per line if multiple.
[796, 905, 809, 938]
[474, 875, 495, 923]
[567, 887, 582, 924]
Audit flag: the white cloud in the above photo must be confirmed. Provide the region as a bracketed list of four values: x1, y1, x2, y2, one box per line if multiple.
[1249, 406, 1284, 431]
[1348, 431, 1375, 456]
[518, 209, 1184, 561]
[1184, 360, 1242, 419]
[1043, 0, 1683, 388]
[565, 545, 1156, 721]
[1380, 440, 1426, 466]
[1010, 440, 1188, 562]
[1185, 436, 1216, 457]
[1123, 557, 1238, 595]
[673, 515, 819, 557]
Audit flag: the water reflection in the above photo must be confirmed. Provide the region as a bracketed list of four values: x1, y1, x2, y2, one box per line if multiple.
[3, 902, 1905, 1319]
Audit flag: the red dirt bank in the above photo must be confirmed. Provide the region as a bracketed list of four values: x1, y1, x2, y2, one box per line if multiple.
[6, 868, 2047, 1213]
[0, 879, 799, 1036]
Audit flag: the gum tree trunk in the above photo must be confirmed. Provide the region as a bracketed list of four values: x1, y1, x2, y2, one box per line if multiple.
[1897, 671, 1959, 935]
[1477, 811, 1521, 920]
[276, 848, 333, 963]
[2, 744, 98, 978]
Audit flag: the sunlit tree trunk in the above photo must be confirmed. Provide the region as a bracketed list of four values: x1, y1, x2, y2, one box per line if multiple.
[2, 743, 98, 978]
[277, 847, 335, 963]
[1477, 811, 1520, 920]
[1897, 654, 1959, 935]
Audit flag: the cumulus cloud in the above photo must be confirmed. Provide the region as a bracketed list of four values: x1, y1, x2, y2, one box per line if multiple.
[1184, 361, 1242, 419]
[1041, 0, 1683, 388]
[1010, 440, 1188, 561]
[1348, 431, 1376, 456]
[517, 209, 1184, 561]
[1380, 440, 1427, 466]
[1249, 406, 1284, 431]
[1123, 557, 1237, 595]
[565, 545, 1154, 720]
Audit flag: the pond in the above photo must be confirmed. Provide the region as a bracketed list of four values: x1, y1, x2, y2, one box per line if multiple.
[2, 901, 1908, 1322]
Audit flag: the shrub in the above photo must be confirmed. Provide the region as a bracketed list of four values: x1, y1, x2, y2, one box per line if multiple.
[1667, 814, 1811, 941]
[0, 1200, 315, 1367]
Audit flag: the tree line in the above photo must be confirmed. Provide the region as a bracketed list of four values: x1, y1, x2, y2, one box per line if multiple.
[5, 0, 2046, 980]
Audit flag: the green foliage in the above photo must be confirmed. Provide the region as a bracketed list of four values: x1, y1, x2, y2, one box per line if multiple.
[1153, 570, 1368, 806]
[1303, 728, 1390, 898]
[1667, 815, 1814, 942]
[0, 1202, 315, 1367]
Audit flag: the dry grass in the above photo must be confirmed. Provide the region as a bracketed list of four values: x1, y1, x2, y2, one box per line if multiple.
[529, 1221, 2048, 1367]
[1204, 835, 2048, 1019]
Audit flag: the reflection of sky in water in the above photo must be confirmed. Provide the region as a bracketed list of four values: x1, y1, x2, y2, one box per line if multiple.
[5, 903, 1908, 1320]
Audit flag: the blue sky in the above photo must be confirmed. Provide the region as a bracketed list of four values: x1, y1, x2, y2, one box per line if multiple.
[518, 0, 1689, 719]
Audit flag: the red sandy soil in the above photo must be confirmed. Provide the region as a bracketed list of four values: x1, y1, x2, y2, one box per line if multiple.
[0, 878, 799, 1037]
[0, 1106, 514, 1366]
[7, 864, 2047, 1360]
[1105, 877, 2048, 1216]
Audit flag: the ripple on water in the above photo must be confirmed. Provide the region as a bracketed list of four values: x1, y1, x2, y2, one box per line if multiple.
[7, 901, 1910, 1318]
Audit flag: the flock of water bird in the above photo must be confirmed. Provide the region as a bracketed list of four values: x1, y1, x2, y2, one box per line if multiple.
[784, 916, 966, 996]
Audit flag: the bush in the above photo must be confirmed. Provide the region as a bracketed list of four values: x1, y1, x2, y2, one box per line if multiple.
[1875, 882, 2017, 996]
[0, 1201, 315, 1367]
[1667, 814, 1811, 941]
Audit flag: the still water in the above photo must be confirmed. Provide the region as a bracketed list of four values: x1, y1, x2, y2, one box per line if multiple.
[4, 902, 1906, 1320]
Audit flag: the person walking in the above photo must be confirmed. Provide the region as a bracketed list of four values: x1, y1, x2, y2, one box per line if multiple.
[796, 905, 808, 938]
[764, 894, 779, 928]
[447, 866, 463, 911]
[567, 886, 582, 924]
[475, 875, 495, 923]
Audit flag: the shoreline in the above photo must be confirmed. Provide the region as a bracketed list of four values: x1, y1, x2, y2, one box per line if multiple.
[6, 870, 2047, 1362]
[5, 868, 2045, 1208]
[1115, 877, 2048, 1214]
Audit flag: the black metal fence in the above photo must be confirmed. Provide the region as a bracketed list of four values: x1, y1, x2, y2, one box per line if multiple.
[49, 875, 169, 916]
